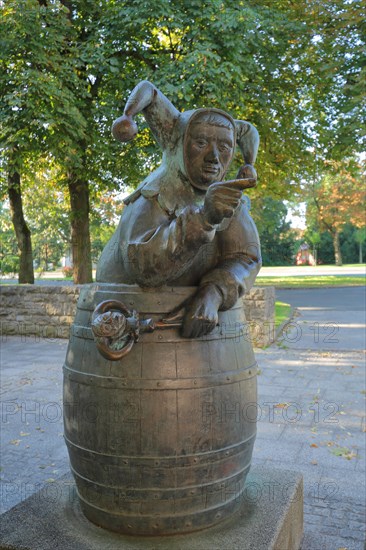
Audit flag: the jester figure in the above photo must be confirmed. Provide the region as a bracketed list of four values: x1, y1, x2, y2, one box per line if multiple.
[97, 80, 261, 338]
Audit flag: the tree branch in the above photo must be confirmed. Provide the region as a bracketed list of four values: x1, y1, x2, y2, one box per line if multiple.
[310, 181, 334, 234]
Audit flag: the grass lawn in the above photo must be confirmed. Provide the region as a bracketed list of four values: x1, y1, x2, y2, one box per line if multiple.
[275, 301, 292, 328]
[256, 275, 365, 288]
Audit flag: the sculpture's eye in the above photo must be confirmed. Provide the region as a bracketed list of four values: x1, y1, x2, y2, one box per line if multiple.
[195, 139, 208, 148]
[218, 142, 231, 153]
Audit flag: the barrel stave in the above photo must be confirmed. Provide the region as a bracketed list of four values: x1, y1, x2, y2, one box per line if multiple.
[63, 284, 257, 535]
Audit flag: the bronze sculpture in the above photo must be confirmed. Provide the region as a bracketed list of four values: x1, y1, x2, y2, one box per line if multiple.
[97, 80, 261, 339]
[63, 81, 261, 535]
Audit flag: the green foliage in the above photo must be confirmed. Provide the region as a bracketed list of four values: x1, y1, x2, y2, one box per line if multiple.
[299, 0, 365, 158]
[1, 0, 364, 278]
[101, 0, 318, 196]
[0, 203, 19, 275]
[304, 158, 365, 264]
[251, 197, 298, 265]
[303, 224, 366, 265]
[0, 0, 87, 172]
[340, 224, 366, 264]
[313, 231, 334, 265]
[89, 189, 125, 263]
[354, 227, 366, 246]
[2, 0, 346, 194]
[19, 164, 70, 271]
[1, 167, 125, 272]
[275, 301, 292, 328]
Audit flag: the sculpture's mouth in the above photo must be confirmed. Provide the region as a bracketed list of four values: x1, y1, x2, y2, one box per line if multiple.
[190, 164, 222, 191]
[201, 164, 221, 183]
[203, 164, 220, 174]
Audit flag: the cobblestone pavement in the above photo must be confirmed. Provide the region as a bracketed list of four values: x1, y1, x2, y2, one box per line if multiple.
[255, 347, 365, 550]
[1, 294, 365, 550]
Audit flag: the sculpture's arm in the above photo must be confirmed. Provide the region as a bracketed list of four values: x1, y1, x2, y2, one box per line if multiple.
[123, 197, 216, 287]
[200, 203, 262, 309]
[123, 181, 244, 287]
[112, 81, 180, 149]
[182, 203, 261, 338]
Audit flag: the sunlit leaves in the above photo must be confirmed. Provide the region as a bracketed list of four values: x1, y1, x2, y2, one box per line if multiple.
[306, 160, 366, 235]
[1, 0, 364, 276]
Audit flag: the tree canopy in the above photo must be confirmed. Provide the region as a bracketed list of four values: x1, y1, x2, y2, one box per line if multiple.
[306, 159, 366, 265]
[1, 0, 364, 280]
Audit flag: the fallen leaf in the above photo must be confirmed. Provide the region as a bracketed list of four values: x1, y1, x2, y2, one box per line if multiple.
[330, 446, 357, 460]
[311, 460, 318, 465]
[310, 443, 318, 448]
[10, 439, 21, 446]
[19, 378, 32, 386]
[20, 432, 30, 437]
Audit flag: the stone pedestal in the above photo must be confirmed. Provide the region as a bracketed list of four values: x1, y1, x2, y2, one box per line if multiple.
[0, 467, 303, 550]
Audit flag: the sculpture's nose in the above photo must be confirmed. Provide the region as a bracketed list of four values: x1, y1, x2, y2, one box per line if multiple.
[205, 142, 219, 163]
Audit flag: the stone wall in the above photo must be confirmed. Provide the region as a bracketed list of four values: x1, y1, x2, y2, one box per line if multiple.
[0, 285, 275, 347]
[0, 286, 80, 339]
[243, 286, 276, 347]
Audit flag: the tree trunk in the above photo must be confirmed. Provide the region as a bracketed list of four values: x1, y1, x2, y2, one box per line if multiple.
[332, 231, 343, 266]
[68, 177, 93, 284]
[359, 242, 363, 264]
[7, 171, 34, 284]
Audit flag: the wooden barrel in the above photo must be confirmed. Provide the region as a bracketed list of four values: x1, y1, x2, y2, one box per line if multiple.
[63, 283, 257, 536]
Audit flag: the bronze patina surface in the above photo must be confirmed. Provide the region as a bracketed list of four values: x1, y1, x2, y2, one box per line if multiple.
[64, 284, 258, 535]
[64, 81, 261, 535]
[96, 81, 261, 340]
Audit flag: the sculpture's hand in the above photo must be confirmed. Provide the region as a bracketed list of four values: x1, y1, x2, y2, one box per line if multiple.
[202, 182, 242, 226]
[112, 114, 138, 142]
[235, 163, 257, 185]
[182, 285, 222, 338]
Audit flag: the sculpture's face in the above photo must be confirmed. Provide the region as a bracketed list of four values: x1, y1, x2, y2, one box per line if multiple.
[185, 112, 235, 191]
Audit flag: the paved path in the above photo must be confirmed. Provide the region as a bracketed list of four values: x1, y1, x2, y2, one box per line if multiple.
[276, 287, 366, 351]
[1, 287, 365, 549]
